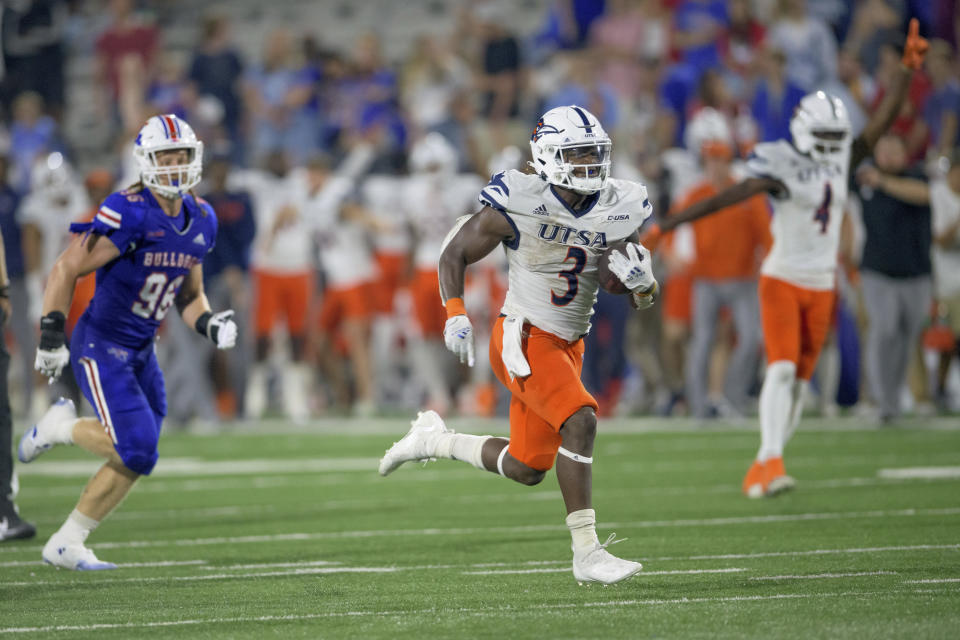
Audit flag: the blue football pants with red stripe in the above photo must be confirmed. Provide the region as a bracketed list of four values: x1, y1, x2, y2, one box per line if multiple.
[70, 313, 167, 475]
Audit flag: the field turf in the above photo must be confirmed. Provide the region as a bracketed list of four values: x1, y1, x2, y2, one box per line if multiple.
[2, 416, 959, 638]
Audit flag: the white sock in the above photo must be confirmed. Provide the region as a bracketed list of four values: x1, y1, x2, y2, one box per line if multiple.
[757, 361, 796, 462]
[435, 433, 490, 470]
[57, 509, 99, 543]
[282, 362, 310, 421]
[566, 508, 599, 551]
[245, 364, 268, 418]
[53, 418, 77, 445]
[784, 379, 809, 446]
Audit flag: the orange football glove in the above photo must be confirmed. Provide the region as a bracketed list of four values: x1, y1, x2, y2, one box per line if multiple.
[901, 18, 928, 70]
[638, 223, 663, 253]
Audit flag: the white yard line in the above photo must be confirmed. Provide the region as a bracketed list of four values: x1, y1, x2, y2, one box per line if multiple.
[0, 589, 953, 635]
[878, 467, 960, 480]
[25, 474, 960, 526]
[16, 457, 382, 478]
[0, 559, 206, 569]
[463, 567, 748, 576]
[200, 560, 342, 570]
[903, 578, 960, 584]
[20, 468, 474, 497]
[21, 466, 960, 501]
[2, 566, 398, 588]
[750, 571, 898, 581]
[3, 508, 958, 555]
[653, 543, 960, 561]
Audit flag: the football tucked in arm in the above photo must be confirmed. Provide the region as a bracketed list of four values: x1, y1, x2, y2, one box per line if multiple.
[597, 241, 655, 296]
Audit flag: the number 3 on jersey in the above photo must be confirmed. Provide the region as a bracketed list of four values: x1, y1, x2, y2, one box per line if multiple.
[132, 272, 184, 321]
[552, 247, 586, 306]
[813, 183, 832, 234]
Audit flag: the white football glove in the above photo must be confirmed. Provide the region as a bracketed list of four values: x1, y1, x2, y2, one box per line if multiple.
[205, 310, 238, 350]
[607, 242, 656, 293]
[443, 314, 475, 367]
[35, 345, 70, 383]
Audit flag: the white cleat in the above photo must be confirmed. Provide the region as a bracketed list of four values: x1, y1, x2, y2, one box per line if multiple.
[573, 534, 644, 585]
[765, 474, 797, 497]
[378, 410, 449, 476]
[18, 398, 76, 463]
[42, 534, 117, 571]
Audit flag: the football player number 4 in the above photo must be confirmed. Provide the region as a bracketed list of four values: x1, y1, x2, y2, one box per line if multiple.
[552, 247, 586, 306]
[814, 183, 832, 234]
[132, 273, 185, 321]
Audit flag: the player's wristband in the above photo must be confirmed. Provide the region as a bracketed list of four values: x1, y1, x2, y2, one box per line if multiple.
[39, 311, 66, 350]
[195, 311, 213, 340]
[445, 297, 466, 319]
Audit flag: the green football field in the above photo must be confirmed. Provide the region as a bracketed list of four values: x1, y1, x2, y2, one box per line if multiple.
[2, 416, 959, 639]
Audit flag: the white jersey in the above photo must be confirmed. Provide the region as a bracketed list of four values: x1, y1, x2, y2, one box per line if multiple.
[746, 140, 849, 290]
[231, 169, 309, 274]
[291, 172, 375, 289]
[405, 173, 483, 271]
[19, 178, 89, 276]
[478, 170, 652, 341]
[362, 176, 410, 255]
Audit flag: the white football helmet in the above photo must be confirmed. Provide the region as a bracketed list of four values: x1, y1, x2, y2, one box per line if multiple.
[133, 114, 203, 198]
[409, 132, 458, 175]
[529, 105, 611, 194]
[684, 107, 733, 158]
[789, 91, 851, 164]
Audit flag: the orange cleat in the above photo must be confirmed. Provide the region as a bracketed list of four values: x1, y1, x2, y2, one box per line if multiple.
[763, 456, 796, 497]
[742, 460, 766, 499]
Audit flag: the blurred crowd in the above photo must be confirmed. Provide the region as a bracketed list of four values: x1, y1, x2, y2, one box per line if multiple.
[1, 0, 959, 424]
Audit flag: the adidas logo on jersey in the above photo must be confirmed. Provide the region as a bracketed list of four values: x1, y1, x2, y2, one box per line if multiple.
[193, 233, 206, 245]
[532, 204, 549, 216]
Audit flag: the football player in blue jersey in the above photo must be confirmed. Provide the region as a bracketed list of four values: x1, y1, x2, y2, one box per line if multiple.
[17, 115, 238, 570]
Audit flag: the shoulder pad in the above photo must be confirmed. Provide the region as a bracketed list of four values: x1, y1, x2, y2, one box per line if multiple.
[607, 178, 653, 222]
[93, 191, 146, 233]
[479, 170, 516, 211]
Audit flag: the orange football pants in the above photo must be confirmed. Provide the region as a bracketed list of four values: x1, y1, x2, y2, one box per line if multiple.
[411, 269, 446, 337]
[373, 252, 408, 314]
[254, 270, 313, 338]
[759, 275, 836, 380]
[489, 316, 599, 471]
[318, 282, 373, 333]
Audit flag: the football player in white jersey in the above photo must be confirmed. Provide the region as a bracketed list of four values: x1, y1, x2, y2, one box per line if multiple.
[403, 134, 483, 414]
[641, 21, 928, 497]
[379, 106, 657, 585]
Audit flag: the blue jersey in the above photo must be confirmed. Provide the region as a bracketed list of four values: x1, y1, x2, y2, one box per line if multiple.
[70, 188, 217, 348]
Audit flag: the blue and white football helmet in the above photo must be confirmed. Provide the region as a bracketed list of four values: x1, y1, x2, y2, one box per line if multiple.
[529, 105, 611, 194]
[133, 114, 204, 198]
[790, 92, 851, 164]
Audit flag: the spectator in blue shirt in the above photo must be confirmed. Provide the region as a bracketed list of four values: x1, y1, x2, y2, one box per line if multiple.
[201, 153, 256, 418]
[188, 13, 244, 144]
[9, 92, 60, 193]
[751, 46, 806, 142]
[673, 0, 728, 71]
[244, 29, 318, 164]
